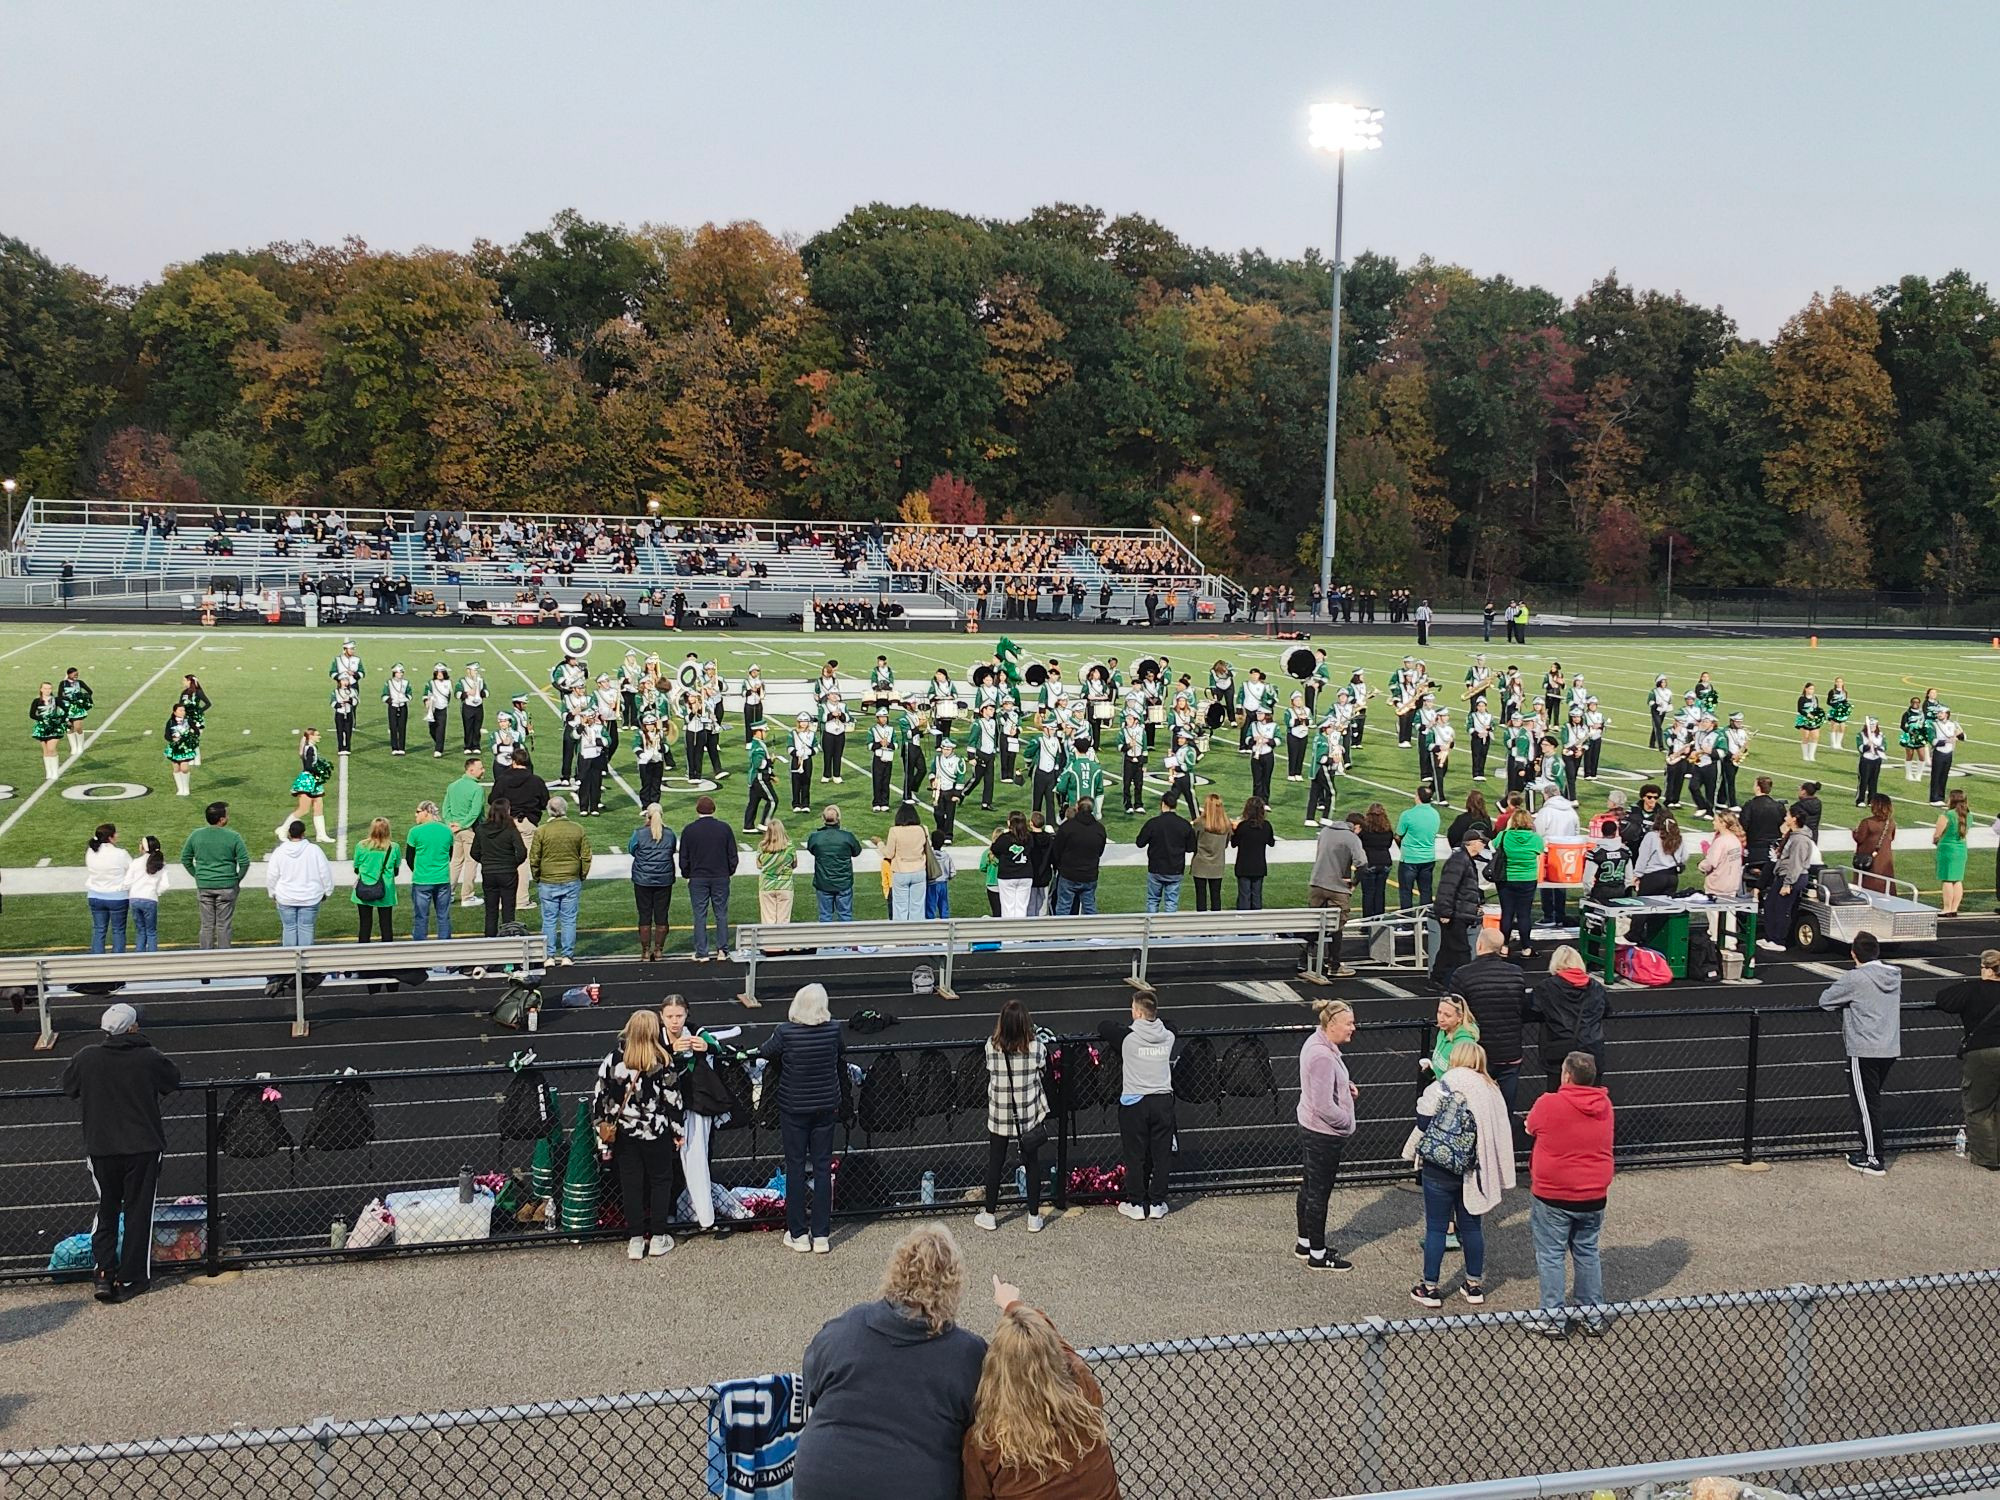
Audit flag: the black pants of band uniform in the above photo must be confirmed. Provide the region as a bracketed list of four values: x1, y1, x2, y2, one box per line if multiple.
[1296, 1129, 1345, 1255]
[431, 712, 450, 756]
[791, 764, 812, 811]
[1855, 755, 1882, 805]
[386, 703, 408, 752]
[462, 704, 483, 752]
[89, 1149, 162, 1289]
[333, 711, 354, 753]
[613, 1132, 682, 1238]
[1118, 1093, 1176, 1208]
[872, 756, 893, 808]
[1930, 750, 1955, 804]
[1847, 1054, 1894, 1164]
[482, 876, 518, 934]
[578, 755, 605, 814]
[984, 1131, 1044, 1215]
[745, 773, 777, 831]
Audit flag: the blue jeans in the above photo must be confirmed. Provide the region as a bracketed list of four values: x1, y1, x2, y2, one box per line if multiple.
[1145, 873, 1182, 913]
[129, 898, 159, 952]
[890, 870, 925, 921]
[1054, 875, 1098, 915]
[1530, 1197, 1604, 1311]
[925, 880, 951, 918]
[277, 901, 320, 949]
[1399, 860, 1433, 910]
[410, 883, 451, 942]
[1420, 1164, 1484, 1284]
[87, 895, 130, 954]
[816, 887, 853, 922]
[781, 1108, 837, 1240]
[539, 879, 580, 958]
[689, 876, 731, 957]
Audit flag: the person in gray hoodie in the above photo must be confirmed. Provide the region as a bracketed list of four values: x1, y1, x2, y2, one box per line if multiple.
[1817, 930, 1902, 1176]
[1099, 993, 1179, 1220]
[1295, 999, 1358, 1270]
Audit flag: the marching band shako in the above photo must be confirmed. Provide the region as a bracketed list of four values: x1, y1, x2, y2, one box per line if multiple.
[558, 624, 593, 660]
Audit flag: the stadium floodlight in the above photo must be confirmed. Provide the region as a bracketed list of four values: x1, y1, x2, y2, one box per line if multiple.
[1306, 102, 1383, 602]
[1190, 512, 1202, 564]
[1, 478, 14, 543]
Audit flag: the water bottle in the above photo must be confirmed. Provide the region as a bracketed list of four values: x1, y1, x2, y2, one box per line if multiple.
[1015, 1166, 1028, 1200]
[920, 1170, 936, 1205]
[330, 1218, 348, 1250]
[458, 1165, 475, 1204]
[1955, 1127, 1968, 1158]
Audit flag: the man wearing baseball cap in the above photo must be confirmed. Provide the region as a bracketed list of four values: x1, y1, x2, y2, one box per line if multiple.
[1429, 823, 1490, 983]
[60, 1005, 181, 1303]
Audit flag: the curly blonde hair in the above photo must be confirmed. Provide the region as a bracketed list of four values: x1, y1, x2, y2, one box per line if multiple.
[879, 1223, 965, 1336]
[968, 1304, 1107, 1480]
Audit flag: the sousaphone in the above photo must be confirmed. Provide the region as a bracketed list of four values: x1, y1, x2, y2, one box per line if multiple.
[1282, 645, 1318, 681]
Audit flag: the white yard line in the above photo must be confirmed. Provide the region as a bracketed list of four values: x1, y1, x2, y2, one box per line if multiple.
[0, 625, 73, 663]
[481, 636, 641, 808]
[335, 751, 350, 863]
[0, 639, 201, 843]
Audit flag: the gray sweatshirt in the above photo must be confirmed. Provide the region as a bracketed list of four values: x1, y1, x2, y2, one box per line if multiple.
[1115, 1016, 1178, 1096]
[1818, 961, 1902, 1058]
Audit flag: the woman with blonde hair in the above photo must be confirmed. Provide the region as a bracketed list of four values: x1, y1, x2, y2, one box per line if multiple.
[1189, 792, 1233, 912]
[797, 1223, 988, 1500]
[1407, 1039, 1514, 1309]
[756, 817, 795, 925]
[1424, 994, 1480, 1077]
[963, 1276, 1119, 1499]
[589, 1008, 684, 1262]
[350, 815, 401, 942]
[1295, 999, 1358, 1271]
[1699, 810, 1745, 900]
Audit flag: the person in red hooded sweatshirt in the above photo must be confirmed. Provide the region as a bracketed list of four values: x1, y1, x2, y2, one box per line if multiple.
[1523, 1050, 1615, 1339]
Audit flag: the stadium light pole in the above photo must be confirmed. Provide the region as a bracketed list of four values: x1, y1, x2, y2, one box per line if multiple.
[1190, 511, 1202, 565]
[1, 479, 14, 548]
[1307, 102, 1383, 606]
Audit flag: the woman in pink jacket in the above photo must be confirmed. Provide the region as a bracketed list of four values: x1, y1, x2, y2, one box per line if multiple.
[1699, 810, 1746, 899]
[1294, 999, 1358, 1271]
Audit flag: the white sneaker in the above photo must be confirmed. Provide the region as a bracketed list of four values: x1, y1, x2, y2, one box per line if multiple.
[1147, 1203, 1168, 1219]
[812, 1237, 830, 1254]
[626, 1236, 646, 1261]
[1027, 1215, 1045, 1233]
[647, 1233, 674, 1257]
[974, 1211, 998, 1231]
[1757, 939, 1785, 953]
[1117, 1202, 1145, 1220]
[461, 896, 483, 907]
[783, 1233, 811, 1253]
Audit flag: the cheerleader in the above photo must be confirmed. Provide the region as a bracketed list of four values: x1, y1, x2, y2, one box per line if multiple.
[932, 736, 967, 845]
[1795, 682, 1825, 759]
[619, 650, 644, 728]
[1305, 716, 1344, 826]
[741, 665, 766, 744]
[869, 708, 898, 812]
[1825, 676, 1851, 751]
[574, 708, 609, 815]
[178, 674, 211, 765]
[1428, 714, 1456, 803]
[1929, 705, 1966, 807]
[1647, 675, 1673, 751]
[423, 665, 453, 758]
[1692, 673, 1719, 716]
[819, 693, 851, 784]
[381, 664, 413, 755]
[1853, 715, 1887, 806]
[743, 722, 778, 831]
[1163, 729, 1198, 820]
[1285, 690, 1313, 781]
[280, 729, 335, 843]
[459, 663, 488, 753]
[788, 713, 817, 812]
[57, 668, 93, 756]
[1247, 706, 1277, 803]
[1467, 695, 1494, 783]
[1898, 696, 1930, 782]
[163, 702, 200, 796]
[634, 716, 666, 807]
[29, 682, 67, 781]
[592, 674, 622, 758]
[1542, 662, 1566, 725]
[329, 673, 360, 755]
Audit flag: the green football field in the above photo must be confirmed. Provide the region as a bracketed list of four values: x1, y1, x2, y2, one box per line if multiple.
[3, 621, 1996, 955]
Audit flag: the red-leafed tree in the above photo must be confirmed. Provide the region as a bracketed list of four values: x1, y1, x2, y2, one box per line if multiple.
[925, 470, 987, 527]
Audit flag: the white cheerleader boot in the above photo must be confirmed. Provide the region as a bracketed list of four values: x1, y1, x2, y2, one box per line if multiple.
[42, 755, 60, 782]
[314, 813, 334, 844]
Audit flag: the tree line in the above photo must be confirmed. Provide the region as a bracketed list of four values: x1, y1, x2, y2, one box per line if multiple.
[1, 206, 1994, 593]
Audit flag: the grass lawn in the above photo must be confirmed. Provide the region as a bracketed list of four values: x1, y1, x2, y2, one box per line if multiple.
[3, 621, 1996, 956]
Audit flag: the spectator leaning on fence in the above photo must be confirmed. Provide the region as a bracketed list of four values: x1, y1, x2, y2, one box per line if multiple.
[591, 1008, 684, 1263]
[758, 982, 845, 1253]
[807, 806, 864, 923]
[962, 1275, 1120, 1500]
[1294, 999, 1358, 1271]
[1524, 1050, 1616, 1339]
[1100, 992, 1178, 1221]
[797, 1223, 987, 1500]
[1528, 944, 1611, 1089]
[1817, 930, 1902, 1177]
[1450, 927, 1531, 1115]
[179, 801, 251, 950]
[1307, 814, 1363, 977]
[978, 1000, 1050, 1235]
[1935, 950, 2000, 1169]
[60, 1004, 181, 1305]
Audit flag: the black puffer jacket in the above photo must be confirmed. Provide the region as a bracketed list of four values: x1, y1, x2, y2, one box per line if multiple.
[1528, 969, 1612, 1069]
[1448, 954, 1530, 1068]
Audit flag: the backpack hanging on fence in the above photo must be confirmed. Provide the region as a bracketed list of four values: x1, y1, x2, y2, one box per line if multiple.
[907, 1049, 955, 1119]
[1615, 944, 1673, 987]
[856, 1053, 914, 1134]
[499, 1054, 558, 1141]
[1172, 1036, 1220, 1106]
[1416, 1082, 1479, 1175]
[219, 1083, 293, 1160]
[953, 1047, 991, 1117]
[300, 1075, 375, 1153]
[709, 1059, 755, 1131]
[835, 1150, 891, 1210]
[1218, 1035, 1282, 1118]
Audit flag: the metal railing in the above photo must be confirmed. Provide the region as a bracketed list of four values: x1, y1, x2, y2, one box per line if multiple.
[4, 1272, 1995, 1499]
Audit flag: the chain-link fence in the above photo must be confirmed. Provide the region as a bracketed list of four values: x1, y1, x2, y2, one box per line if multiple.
[0, 1005, 1966, 1278]
[4, 1272, 1997, 1499]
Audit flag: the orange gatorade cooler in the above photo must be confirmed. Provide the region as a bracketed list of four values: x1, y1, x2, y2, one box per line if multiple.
[1541, 837, 1589, 886]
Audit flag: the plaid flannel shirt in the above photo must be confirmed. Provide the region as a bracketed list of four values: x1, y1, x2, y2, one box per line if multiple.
[984, 1037, 1049, 1138]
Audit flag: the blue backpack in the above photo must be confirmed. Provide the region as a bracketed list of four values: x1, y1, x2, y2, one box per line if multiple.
[1416, 1082, 1478, 1175]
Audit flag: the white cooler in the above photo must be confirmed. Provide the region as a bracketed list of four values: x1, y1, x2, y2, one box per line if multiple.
[386, 1187, 496, 1246]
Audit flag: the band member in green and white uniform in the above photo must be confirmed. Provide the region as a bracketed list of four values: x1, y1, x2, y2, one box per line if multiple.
[1929, 705, 1965, 807]
[382, 663, 413, 756]
[819, 692, 852, 784]
[1084, 664, 1114, 749]
[1347, 670, 1372, 747]
[281, 727, 334, 843]
[1305, 713, 1345, 825]
[1504, 712, 1535, 799]
[551, 650, 587, 698]
[1467, 695, 1495, 783]
[1720, 711, 1750, 810]
[509, 693, 535, 761]
[931, 736, 967, 846]
[1542, 662, 1566, 725]
[927, 668, 959, 744]
[29, 682, 67, 781]
[743, 721, 778, 831]
[424, 664, 454, 758]
[330, 673, 360, 756]
[968, 702, 1000, 811]
[1285, 690, 1314, 781]
[633, 713, 667, 808]
[1428, 711, 1456, 804]
[329, 639, 364, 687]
[57, 668, 93, 756]
[1393, 658, 1425, 748]
[1208, 660, 1237, 729]
[1163, 728, 1199, 819]
[558, 685, 591, 786]
[1028, 713, 1067, 825]
[684, 687, 721, 781]
[163, 701, 200, 797]
[1647, 675, 1673, 751]
[867, 656, 896, 712]
[1583, 696, 1608, 779]
[1055, 736, 1105, 813]
[1247, 705, 1278, 803]
[619, 649, 645, 728]
[868, 707, 898, 812]
[741, 664, 765, 744]
[995, 698, 1023, 786]
[1463, 654, 1493, 705]
[1308, 649, 1332, 714]
[1560, 708, 1587, 801]
[591, 674, 622, 758]
[489, 710, 521, 769]
[1795, 681, 1826, 761]
[1825, 676, 1851, 752]
[1853, 715, 1886, 806]
[813, 661, 841, 713]
[787, 713, 817, 813]
[458, 662, 487, 753]
[574, 706, 609, 816]
[1237, 669, 1273, 751]
[899, 697, 930, 803]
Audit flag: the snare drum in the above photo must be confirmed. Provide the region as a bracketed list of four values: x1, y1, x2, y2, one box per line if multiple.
[1091, 701, 1114, 722]
[935, 700, 960, 721]
[1146, 705, 1166, 726]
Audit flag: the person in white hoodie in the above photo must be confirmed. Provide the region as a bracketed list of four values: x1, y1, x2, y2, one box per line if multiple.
[1099, 993, 1179, 1220]
[266, 820, 335, 948]
[1407, 1039, 1516, 1309]
[1818, 930, 1903, 1177]
[1532, 787, 1580, 929]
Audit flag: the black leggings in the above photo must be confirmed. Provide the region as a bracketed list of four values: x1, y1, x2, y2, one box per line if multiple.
[983, 1131, 1044, 1215]
[482, 877, 517, 934]
[1296, 1129, 1345, 1253]
[357, 906, 394, 942]
[613, 1133, 682, 1238]
[1193, 877, 1222, 911]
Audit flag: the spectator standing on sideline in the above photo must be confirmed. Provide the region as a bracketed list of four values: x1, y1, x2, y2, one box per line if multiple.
[1738, 776, 1785, 891]
[443, 756, 487, 909]
[1524, 1050, 1616, 1337]
[1429, 823, 1488, 981]
[470, 797, 526, 936]
[61, 1004, 181, 1304]
[122, 837, 169, 954]
[404, 801, 455, 943]
[492, 751, 548, 914]
[1408, 1040, 1514, 1309]
[1532, 787, 1579, 928]
[759, 983, 845, 1253]
[349, 816, 401, 943]
[1230, 796, 1276, 911]
[1396, 787, 1442, 910]
[1294, 999, 1358, 1271]
[179, 801, 250, 950]
[977, 1000, 1050, 1233]
[1135, 794, 1197, 913]
[1189, 795, 1232, 913]
[1528, 944, 1611, 1088]
[757, 818, 796, 924]
[83, 825, 132, 954]
[1935, 950, 2000, 1168]
[880, 804, 930, 921]
[265, 821, 333, 948]
[1306, 814, 1363, 977]
[1101, 992, 1178, 1220]
[1049, 800, 1107, 915]
[1026, 811, 1055, 917]
[1356, 806, 1396, 919]
[1491, 807, 1544, 960]
[962, 1277, 1120, 1500]
[590, 1008, 683, 1262]
[1758, 810, 1813, 954]
[1450, 928, 1530, 1114]
[528, 796, 591, 966]
[796, 1224, 986, 1500]
[627, 804, 677, 961]
[680, 795, 739, 961]
[808, 806, 865, 922]
[993, 811, 1035, 919]
[1818, 930, 1902, 1176]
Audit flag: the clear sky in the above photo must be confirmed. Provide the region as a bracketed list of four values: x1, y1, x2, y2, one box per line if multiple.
[4, 0, 1993, 338]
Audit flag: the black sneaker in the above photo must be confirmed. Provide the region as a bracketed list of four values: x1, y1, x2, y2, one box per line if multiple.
[1409, 1282, 1443, 1309]
[1294, 1241, 1312, 1262]
[1858, 1157, 1887, 1177]
[92, 1271, 119, 1304]
[1308, 1251, 1353, 1271]
[1576, 1311, 1616, 1338]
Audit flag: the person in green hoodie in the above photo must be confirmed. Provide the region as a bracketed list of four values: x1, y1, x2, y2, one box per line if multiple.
[177, 801, 250, 950]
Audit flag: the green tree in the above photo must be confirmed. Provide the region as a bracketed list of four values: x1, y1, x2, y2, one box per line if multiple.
[130, 262, 286, 437]
[0, 236, 130, 494]
[488, 210, 647, 377]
